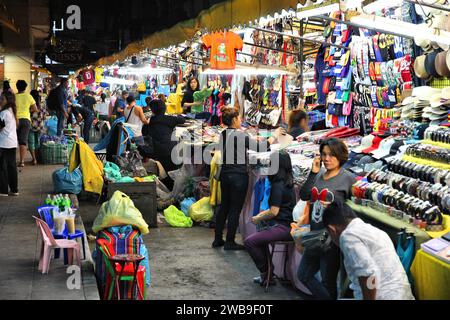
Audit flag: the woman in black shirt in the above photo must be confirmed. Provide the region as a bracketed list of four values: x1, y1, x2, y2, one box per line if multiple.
[213, 108, 282, 250]
[181, 77, 202, 114]
[147, 99, 186, 189]
[244, 152, 296, 286]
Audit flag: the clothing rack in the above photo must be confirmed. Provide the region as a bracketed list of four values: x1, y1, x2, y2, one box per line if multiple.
[248, 26, 349, 50]
[243, 42, 298, 56]
[314, 15, 414, 39]
[147, 52, 206, 67]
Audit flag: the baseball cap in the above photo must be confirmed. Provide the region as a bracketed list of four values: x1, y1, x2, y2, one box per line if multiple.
[343, 151, 366, 169]
[362, 135, 384, 154]
[371, 138, 397, 159]
[352, 135, 375, 153]
[405, 123, 430, 144]
[388, 139, 405, 156]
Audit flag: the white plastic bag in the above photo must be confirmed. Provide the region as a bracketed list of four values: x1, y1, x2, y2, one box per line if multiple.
[293, 200, 307, 222]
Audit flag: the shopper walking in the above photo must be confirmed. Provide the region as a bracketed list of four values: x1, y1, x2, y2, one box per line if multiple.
[68, 104, 96, 144]
[123, 95, 150, 146]
[245, 151, 296, 285]
[15, 80, 38, 167]
[0, 94, 19, 196]
[2, 81, 13, 95]
[213, 107, 281, 250]
[47, 78, 70, 137]
[323, 201, 415, 300]
[297, 137, 356, 300]
[113, 90, 128, 118]
[28, 90, 47, 165]
[83, 90, 97, 112]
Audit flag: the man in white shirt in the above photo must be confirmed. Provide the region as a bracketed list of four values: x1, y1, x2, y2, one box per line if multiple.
[323, 201, 415, 300]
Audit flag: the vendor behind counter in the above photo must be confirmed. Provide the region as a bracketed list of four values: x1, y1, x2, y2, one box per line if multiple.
[146, 99, 186, 189]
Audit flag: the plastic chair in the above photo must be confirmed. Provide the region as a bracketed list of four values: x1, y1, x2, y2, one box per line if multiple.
[37, 205, 86, 263]
[97, 239, 146, 300]
[33, 216, 81, 274]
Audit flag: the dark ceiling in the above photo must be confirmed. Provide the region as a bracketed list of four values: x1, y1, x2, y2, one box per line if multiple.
[44, 0, 225, 73]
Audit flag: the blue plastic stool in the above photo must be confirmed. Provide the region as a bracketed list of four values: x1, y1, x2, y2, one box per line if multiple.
[37, 205, 86, 264]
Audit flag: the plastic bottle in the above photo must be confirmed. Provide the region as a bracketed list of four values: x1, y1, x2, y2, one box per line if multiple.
[64, 194, 71, 209]
[51, 195, 57, 206]
[45, 195, 52, 205]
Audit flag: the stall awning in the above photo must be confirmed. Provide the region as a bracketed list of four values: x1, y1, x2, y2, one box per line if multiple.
[96, 0, 306, 66]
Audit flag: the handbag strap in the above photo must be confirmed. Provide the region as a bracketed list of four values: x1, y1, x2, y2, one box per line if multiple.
[125, 106, 135, 123]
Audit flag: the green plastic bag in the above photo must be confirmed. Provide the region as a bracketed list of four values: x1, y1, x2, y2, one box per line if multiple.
[93, 191, 149, 234]
[104, 162, 122, 181]
[164, 205, 193, 228]
[189, 197, 213, 222]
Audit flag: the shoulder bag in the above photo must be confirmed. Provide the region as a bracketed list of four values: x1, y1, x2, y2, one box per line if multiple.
[300, 229, 332, 252]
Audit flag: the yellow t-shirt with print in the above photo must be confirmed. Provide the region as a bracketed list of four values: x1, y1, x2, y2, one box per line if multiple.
[16, 93, 36, 121]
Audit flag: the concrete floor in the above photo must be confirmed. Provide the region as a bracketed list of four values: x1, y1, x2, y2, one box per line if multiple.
[0, 162, 98, 300]
[80, 197, 302, 300]
[0, 155, 301, 300]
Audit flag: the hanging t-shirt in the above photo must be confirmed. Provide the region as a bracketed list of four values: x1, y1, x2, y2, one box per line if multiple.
[81, 69, 95, 85]
[202, 31, 244, 70]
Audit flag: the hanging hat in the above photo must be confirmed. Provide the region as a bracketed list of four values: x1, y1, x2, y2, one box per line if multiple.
[425, 51, 440, 78]
[414, 36, 433, 53]
[435, 50, 450, 77]
[414, 55, 430, 79]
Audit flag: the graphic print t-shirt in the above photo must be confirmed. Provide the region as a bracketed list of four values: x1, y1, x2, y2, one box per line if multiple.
[299, 169, 356, 230]
[202, 31, 244, 70]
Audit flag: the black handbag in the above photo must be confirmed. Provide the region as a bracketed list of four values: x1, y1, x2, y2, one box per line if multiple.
[300, 229, 332, 252]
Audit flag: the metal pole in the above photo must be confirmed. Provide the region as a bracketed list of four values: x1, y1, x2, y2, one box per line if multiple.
[248, 25, 349, 50]
[147, 52, 206, 67]
[314, 15, 414, 39]
[299, 19, 305, 100]
[243, 42, 298, 56]
[404, 0, 450, 13]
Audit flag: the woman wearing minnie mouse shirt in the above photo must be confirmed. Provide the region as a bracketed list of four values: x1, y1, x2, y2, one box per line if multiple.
[297, 137, 355, 300]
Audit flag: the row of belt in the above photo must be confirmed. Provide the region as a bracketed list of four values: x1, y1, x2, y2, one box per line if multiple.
[406, 144, 450, 164]
[425, 127, 450, 144]
[352, 181, 444, 230]
[387, 158, 450, 185]
[367, 168, 450, 215]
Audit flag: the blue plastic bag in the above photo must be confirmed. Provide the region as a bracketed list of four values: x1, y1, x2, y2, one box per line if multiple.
[180, 197, 196, 217]
[52, 167, 83, 194]
[45, 116, 58, 136]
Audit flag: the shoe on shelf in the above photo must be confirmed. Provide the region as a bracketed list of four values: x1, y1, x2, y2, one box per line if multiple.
[9, 193, 19, 197]
[212, 239, 225, 248]
[223, 242, 246, 251]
